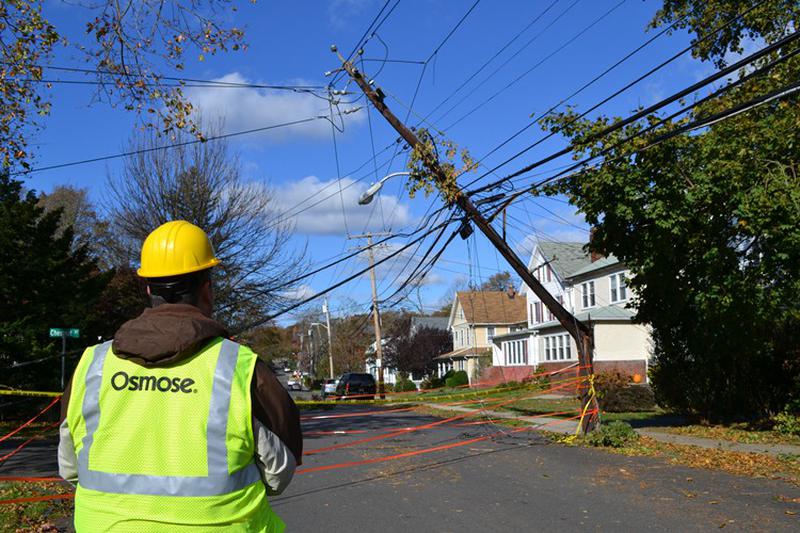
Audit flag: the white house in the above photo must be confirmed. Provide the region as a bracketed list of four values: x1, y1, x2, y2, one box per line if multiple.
[488, 241, 651, 383]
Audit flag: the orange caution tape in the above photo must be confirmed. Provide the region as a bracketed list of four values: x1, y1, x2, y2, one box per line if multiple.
[0, 396, 60, 444]
[0, 493, 74, 505]
[298, 426, 533, 474]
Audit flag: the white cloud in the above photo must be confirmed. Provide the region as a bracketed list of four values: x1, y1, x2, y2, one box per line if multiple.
[282, 284, 316, 301]
[328, 0, 377, 28]
[185, 73, 364, 141]
[271, 175, 413, 236]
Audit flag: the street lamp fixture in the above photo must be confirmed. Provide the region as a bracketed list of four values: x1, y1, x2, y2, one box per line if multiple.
[358, 171, 411, 205]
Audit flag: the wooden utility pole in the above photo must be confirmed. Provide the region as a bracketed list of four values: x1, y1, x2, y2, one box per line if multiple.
[323, 297, 335, 379]
[335, 48, 598, 432]
[350, 232, 391, 399]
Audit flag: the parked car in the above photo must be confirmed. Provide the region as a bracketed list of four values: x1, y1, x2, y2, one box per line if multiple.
[286, 378, 302, 391]
[321, 378, 339, 398]
[335, 373, 376, 399]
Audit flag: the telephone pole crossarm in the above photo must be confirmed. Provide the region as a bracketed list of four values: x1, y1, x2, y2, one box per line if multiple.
[336, 51, 598, 432]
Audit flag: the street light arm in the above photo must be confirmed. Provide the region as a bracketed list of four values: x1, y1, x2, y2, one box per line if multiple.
[358, 171, 411, 205]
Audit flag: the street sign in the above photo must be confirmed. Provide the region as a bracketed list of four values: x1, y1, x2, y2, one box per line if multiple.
[49, 328, 80, 338]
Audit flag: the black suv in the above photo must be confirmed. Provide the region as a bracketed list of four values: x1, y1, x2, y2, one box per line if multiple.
[335, 373, 377, 399]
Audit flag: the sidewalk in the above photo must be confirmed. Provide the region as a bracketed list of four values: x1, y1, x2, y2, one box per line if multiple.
[421, 402, 800, 456]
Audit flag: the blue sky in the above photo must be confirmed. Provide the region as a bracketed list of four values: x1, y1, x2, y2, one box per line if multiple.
[25, 0, 708, 322]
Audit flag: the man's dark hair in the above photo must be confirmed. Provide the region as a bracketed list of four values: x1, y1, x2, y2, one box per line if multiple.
[146, 269, 211, 307]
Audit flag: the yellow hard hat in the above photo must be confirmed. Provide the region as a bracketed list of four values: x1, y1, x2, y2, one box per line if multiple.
[137, 220, 220, 278]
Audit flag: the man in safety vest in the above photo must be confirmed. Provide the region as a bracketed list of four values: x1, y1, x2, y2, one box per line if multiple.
[58, 220, 302, 531]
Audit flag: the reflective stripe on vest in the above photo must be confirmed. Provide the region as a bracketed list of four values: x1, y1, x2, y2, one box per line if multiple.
[77, 339, 261, 496]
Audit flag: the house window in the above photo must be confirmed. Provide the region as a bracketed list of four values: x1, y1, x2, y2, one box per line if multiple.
[581, 281, 596, 308]
[534, 302, 543, 323]
[543, 334, 574, 362]
[610, 273, 628, 303]
[487, 326, 495, 342]
[504, 339, 528, 365]
[546, 265, 552, 282]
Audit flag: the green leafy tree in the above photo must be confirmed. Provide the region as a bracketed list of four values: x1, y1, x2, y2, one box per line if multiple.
[0, 173, 110, 390]
[536, 1, 800, 419]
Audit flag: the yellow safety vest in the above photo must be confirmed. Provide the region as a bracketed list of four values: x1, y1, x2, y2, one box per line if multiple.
[66, 338, 285, 532]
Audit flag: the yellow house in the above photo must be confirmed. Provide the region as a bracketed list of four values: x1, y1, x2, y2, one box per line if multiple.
[436, 291, 527, 383]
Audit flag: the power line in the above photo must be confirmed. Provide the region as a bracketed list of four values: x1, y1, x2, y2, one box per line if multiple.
[330, 0, 401, 87]
[12, 115, 328, 176]
[499, 70, 800, 213]
[418, 0, 560, 127]
[424, 0, 482, 64]
[235, 215, 458, 333]
[441, 0, 626, 131]
[2, 62, 326, 91]
[461, 0, 772, 193]
[470, 29, 799, 196]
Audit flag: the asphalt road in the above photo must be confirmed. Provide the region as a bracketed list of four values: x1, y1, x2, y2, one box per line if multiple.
[3, 405, 799, 531]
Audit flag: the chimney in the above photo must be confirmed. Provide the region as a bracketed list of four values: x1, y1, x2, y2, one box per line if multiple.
[589, 226, 603, 263]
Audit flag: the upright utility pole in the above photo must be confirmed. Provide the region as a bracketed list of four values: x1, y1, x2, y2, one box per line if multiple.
[336, 48, 598, 432]
[323, 297, 335, 379]
[350, 232, 391, 399]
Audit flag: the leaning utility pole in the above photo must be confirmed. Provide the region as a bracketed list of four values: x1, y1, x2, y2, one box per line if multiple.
[350, 232, 391, 399]
[335, 47, 598, 432]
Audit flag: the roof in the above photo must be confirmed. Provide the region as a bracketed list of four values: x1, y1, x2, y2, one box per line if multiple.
[530, 305, 635, 330]
[567, 255, 621, 278]
[455, 291, 527, 325]
[410, 316, 449, 332]
[434, 347, 492, 360]
[536, 242, 592, 279]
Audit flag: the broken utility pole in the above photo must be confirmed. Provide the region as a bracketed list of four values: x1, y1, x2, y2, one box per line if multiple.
[333, 46, 599, 433]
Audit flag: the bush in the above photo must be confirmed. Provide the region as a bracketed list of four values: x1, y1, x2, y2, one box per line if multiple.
[497, 380, 521, 389]
[774, 412, 800, 436]
[421, 375, 444, 390]
[381, 382, 395, 393]
[594, 371, 656, 412]
[445, 370, 469, 388]
[585, 420, 639, 448]
[395, 379, 417, 392]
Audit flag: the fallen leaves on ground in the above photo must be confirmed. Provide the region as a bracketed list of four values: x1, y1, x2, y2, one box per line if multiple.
[596, 436, 800, 485]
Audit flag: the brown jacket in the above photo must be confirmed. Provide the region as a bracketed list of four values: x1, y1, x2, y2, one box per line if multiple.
[60, 303, 303, 464]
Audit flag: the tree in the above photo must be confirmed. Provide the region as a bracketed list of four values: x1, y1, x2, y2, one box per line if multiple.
[107, 122, 307, 332]
[244, 325, 295, 364]
[329, 313, 373, 375]
[385, 327, 452, 378]
[2, 0, 251, 171]
[0, 173, 110, 390]
[384, 315, 452, 378]
[536, 1, 800, 419]
[37, 186, 117, 268]
[480, 271, 518, 292]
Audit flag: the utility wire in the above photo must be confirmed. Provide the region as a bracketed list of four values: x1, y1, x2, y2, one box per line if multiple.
[419, 0, 560, 127]
[2, 62, 326, 91]
[442, 0, 626, 131]
[461, 0, 772, 193]
[235, 215, 458, 333]
[13, 115, 328, 176]
[470, 29, 799, 196]
[495, 70, 800, 216]
[330, 0, 400, 86]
